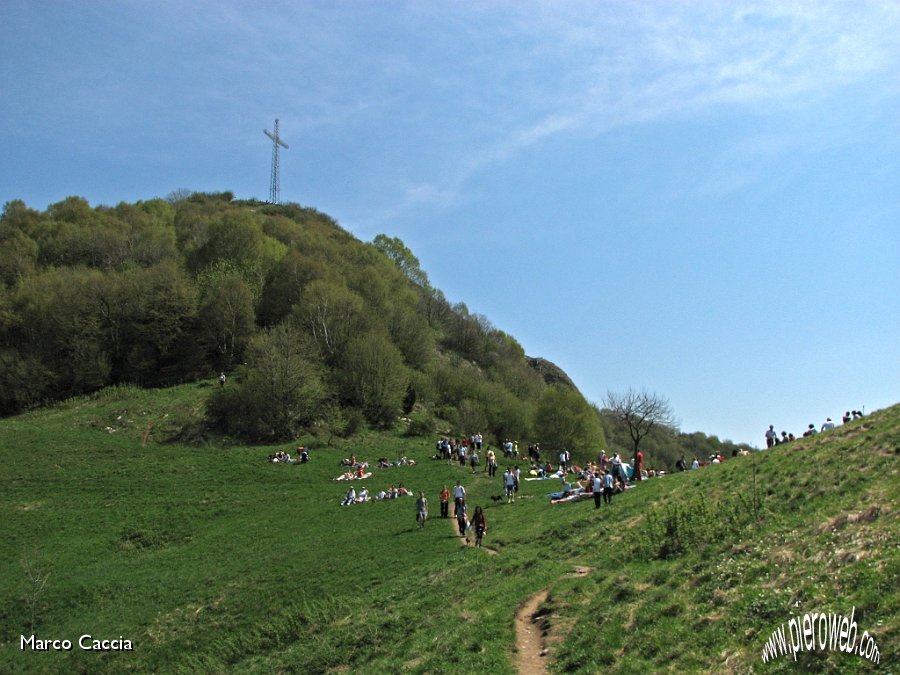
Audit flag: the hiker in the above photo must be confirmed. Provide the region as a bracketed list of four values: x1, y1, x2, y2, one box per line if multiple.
[504, 467, 516, 503]
[471, 506, 487, 547]
[453, 481, 466, 515]
[416, 492, 428, 528]
[218, 372, 226, 387]
[765, 425, 777, 448]
[456, 502, 469, 539]
[439, 485, 450, 518]
[469, 449, 479, 473]
[487, 448, 497, 477]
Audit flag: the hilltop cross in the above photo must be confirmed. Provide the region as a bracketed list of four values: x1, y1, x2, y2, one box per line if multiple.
[264, 118, 289, 204]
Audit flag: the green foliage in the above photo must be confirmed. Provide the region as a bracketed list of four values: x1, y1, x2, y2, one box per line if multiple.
[290, 279, 364, 364]
[338, 332, 409, 427]
[207, 324, 326, 440]
[534, 385, 606, 464]
[196, 266, 256, 369]
[373, 233, 430, 287]
[0, 195, 608, 452]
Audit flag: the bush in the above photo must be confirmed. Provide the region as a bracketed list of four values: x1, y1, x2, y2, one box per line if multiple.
[406, 410, 435, 437]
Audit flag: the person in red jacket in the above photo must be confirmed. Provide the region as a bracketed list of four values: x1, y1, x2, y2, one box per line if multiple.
[633, 450, 644, 482]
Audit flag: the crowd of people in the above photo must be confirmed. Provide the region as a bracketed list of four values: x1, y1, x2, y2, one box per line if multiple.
[268, 446, 309, 463]
[764, 410, 863, 448]
[274, 410, 867, 544]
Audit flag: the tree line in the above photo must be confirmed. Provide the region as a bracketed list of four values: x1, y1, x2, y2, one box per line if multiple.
[0, 192, 605, 461]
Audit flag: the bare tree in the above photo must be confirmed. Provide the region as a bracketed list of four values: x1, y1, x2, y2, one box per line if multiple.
[604, 388, 676, 455]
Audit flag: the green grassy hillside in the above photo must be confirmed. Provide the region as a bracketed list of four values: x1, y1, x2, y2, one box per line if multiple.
[1, 384, 896, 673]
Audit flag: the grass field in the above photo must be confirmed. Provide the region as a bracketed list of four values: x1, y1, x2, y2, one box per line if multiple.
[1, 383, 897, 673]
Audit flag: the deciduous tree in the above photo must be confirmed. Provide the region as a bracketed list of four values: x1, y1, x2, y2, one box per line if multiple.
[604, 387, 676, 455]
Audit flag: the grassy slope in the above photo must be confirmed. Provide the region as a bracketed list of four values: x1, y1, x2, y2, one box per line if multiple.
[0, 384, 896, 673]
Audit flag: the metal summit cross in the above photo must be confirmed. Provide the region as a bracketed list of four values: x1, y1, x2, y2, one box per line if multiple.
[264, 118, 289, 204]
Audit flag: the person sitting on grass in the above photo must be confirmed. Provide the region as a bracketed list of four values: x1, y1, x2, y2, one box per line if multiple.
[356, 487, 369, 503]
[341, 487, 357, 506]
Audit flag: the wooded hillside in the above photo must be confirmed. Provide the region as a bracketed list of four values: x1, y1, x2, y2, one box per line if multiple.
[0, 192, 605, 459]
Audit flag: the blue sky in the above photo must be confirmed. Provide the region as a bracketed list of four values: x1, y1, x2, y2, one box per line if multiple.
[2, 1, 898, 446]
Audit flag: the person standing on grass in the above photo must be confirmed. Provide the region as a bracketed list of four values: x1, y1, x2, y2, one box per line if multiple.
[471, 506, 487, 547]
[603, 469, 615, 505]
[218, 372, 226, 387]
[592, 472, 604, 509]
[633, 449, 644, 482]
[504, 467, 516, 503]
[486, 448, 497, 477]
[765, 425, 777, 448]
[610, 452, 623, 485]
[439, 485, 450, 518]
[416, 491, 428, 528]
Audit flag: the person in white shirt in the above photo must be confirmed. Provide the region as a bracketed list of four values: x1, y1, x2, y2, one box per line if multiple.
[592, 472, 604, 509]
[453, 481, 466, 515]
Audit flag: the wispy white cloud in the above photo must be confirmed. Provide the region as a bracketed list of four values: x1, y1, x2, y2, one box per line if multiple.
[367, 0, 900, 217]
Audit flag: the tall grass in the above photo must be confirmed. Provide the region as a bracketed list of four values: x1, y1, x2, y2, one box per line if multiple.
[1, 385, 896, 673]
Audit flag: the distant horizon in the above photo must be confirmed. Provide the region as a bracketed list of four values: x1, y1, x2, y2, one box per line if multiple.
[3, 1, 898, 447]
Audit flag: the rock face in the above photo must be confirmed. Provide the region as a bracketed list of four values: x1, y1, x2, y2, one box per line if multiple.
[526, 357, 578, 391]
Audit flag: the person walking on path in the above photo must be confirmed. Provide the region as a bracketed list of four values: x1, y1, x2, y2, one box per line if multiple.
[456, 502, 469, 540]
[471, 506, 487, 548]
[453, 481, 466, 516]
[416, 492, 428, 528]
